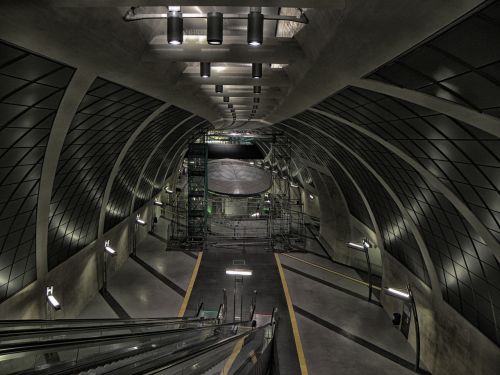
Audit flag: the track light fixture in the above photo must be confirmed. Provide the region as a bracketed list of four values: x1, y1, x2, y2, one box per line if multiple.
[228, 104, 233, 108]
[215, 84, 223, 93]
[167, 10, 183, 45]
[254, 97, 260, 103]
[207, 12, 223, 45]
[200, 62, 211, 78]
[254, 86, 261, 94]
[223, 96, 229, 102]
[253, 105, 258, 109]
[247, 10, 264, 46]
[252, 63, 262, 79]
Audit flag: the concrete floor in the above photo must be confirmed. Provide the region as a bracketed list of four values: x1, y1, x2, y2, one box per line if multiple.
[78, 233, 196, 319]
[280, 251, 420, 375]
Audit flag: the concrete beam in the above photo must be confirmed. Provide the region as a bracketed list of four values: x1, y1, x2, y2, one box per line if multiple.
[98, 104, 171, 237]
[36, 69, 96, 280]
[177, 74, 290, 87]
[145, 38, 304, 64]
[352, 78, 500, 138]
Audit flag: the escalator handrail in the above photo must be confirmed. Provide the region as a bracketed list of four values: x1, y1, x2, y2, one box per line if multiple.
[0, 319, 253, 356]
[0, 317, 219, 339]
[121, 322, 273, 375]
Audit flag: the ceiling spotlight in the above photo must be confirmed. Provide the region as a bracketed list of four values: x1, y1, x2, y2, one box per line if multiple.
[215, 84, 223, 93]
[252, 63, 262, 79]
[167, 11, 183, 45]
[254, 97, 260, 103]
[254, 86, 261, 94]
[207, 12, 223, 45]
[223, 96, 229, 102]
[200, 62, 211, 78]
[253, 105, 258, 109]
[247, 10, 264, 46]
[228, 104, 233, 108]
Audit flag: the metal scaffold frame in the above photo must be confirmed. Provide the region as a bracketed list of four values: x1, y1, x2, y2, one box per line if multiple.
[187, 137, 208, 242]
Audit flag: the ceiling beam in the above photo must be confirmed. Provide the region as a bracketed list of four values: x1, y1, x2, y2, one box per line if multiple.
[143, 39, 303, 64]
[51, 1, 346, 8]
[179, 73, 290, 87]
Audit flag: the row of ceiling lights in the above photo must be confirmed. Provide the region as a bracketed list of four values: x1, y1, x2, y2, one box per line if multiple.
[199, 62, 263, 79]
[167, 8, 264, 46]
[166, 6, 265, 123]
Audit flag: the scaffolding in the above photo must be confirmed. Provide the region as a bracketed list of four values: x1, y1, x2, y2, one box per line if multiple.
[187, 142, 208, 242]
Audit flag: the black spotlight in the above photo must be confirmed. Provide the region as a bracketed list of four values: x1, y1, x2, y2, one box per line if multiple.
[252, 63, 262, 79]
[167, 11, 183, 45]
[207, 12, 223, 45]
[223, 96, 229, 102]
[253, 97, 260, 103]
[254, 86, 261, 94]
[215, 84, 223, 93]
[247, 11, 264, 46]
[253, 105, 258, 109]
[200, 62, 211, 78]
[228, 104, 233, 108]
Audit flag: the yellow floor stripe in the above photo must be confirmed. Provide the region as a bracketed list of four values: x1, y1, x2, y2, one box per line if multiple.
[177, 252, 203, 317]
[275, 253, 309, 375]
[282, 253, 381, 291]
[220, 337, 245, 375]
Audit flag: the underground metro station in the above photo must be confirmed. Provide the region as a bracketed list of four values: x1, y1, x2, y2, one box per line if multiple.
[0, 1, 499, 374]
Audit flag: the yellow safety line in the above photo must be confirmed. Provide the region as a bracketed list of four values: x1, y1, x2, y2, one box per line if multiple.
[177, 252, 203, 317]
[220, 337, 245, 375]
[275, 253, 309, 375]
[282, 253, 381, 291]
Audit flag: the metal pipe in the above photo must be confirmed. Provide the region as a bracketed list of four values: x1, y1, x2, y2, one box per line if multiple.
[124, 9, 308, 24]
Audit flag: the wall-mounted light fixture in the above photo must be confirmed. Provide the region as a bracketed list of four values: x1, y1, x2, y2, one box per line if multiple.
[290, 181, 299, 188]
[207, 12, 223, 45]
[46, 286, 61, 311]
[154, 200, 164, 207]
[309, 194, 314, 200]
[383, 284, 420, 372]
[104, 240, 117, 256]
[136, 215, 146, 225]
[167, 10, 183, 45]
[200, 62, 211, 78]
[165, 186, 174, 193]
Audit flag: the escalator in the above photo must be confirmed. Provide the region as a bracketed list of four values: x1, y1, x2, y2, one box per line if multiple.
[0, 305, 278, 375]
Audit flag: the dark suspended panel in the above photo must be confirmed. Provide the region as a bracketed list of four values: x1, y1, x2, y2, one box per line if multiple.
[367, 2, 500, 117]
[0, 41, 75, 301]
[314, 87, 500, 244]
[104, 106, 192, 231]
[278, 122, 429, 284]
[154, 124, 209, 192]
[284, 110, 500, 345]
[207, 144, 264, 159]
[47, 78, 162, 270]
[134, 117, 206, 210]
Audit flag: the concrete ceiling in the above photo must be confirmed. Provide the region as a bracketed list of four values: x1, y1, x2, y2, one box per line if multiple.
[0, 0, 483, 129]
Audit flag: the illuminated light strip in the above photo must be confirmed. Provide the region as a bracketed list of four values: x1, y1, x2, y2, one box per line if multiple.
[386, 287, 410, 300]
[105, 246, 116, 255]
[347, 242, 364, 250]
[282, 253, 382, 291]
[226, 269, 252, 276]
[275, 253, 309, 375]
[178, 252, 203, 317]
[47, 295, 60, 309]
